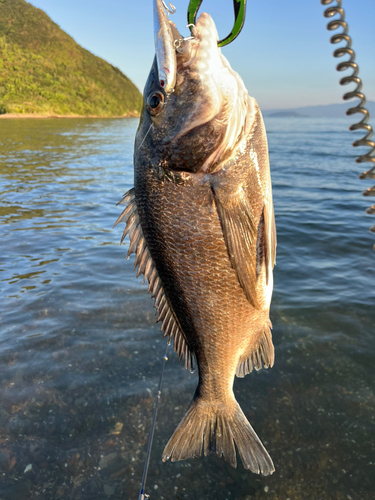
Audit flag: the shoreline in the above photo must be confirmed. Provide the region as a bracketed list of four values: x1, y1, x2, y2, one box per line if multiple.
[0, 113, 140, 120]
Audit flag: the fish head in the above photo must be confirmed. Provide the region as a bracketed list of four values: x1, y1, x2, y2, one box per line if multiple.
[136, 5, 252, 174]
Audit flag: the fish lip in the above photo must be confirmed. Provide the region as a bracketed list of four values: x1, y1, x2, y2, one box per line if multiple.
[153, 0, 178, 94]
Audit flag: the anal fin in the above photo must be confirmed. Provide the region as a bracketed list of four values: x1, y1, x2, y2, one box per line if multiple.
[236, 326, 274, 378]
[114, 189, 195, 372]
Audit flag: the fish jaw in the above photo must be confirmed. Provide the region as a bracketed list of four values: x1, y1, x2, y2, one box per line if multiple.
[163, 12, 224, 142]
[137, 11, 254, 174]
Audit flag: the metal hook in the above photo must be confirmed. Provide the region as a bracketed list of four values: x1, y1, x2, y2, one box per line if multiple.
[174, 37, 194, 50]
[187, 0, 247, 47]
[174, 24, 198, 51]
[162, 1, 176, 15]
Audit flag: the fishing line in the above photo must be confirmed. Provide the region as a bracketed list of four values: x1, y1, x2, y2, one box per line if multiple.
[138, 342, 170, 500]
[137, 123, 153, 152]
[322, 0, 375, 247]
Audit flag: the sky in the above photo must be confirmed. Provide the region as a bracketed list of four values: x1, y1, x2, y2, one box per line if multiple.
[28, 0, 375, 110]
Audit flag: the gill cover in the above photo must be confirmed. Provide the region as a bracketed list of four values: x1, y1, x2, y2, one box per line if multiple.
[154, 0, 177, 93]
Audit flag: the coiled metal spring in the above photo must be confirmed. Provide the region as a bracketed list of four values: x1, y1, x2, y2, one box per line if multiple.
[322, 0, 375, 248]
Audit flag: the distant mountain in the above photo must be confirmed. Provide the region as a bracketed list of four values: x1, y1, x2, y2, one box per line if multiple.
[0, 0, 142, 117]
[263, 101, 375, 119]
[267, 111, 307, 118]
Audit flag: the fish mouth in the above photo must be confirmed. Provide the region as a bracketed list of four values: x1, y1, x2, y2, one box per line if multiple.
[153, 2, 214, 96]
[158, 12, 223, 145]
[153, 8, 247, 172]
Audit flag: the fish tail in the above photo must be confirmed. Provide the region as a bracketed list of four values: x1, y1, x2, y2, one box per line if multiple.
[162, 397, 275, 475]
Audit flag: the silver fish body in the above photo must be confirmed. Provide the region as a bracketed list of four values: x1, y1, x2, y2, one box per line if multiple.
[153, 0, 176, 93]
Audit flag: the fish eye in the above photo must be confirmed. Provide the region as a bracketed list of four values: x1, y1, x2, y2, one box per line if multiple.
[147, 92, 164, 116]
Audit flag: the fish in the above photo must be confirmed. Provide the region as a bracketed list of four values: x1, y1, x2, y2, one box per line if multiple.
[115, 0, 276, 475]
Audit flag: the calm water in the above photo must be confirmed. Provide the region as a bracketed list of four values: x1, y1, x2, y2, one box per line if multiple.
[0, 116, 374, 500]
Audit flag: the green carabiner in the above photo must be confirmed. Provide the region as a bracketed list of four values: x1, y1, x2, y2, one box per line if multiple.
[187, 0, 247, 47]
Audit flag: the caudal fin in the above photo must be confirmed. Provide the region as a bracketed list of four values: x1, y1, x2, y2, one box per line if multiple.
[162, 398, 275, 475]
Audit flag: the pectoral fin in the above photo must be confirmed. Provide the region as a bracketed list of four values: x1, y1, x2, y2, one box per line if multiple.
[212, 185, 259, 309]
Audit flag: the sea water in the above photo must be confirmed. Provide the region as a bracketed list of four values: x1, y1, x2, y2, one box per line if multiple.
[0, 117, 374, 500]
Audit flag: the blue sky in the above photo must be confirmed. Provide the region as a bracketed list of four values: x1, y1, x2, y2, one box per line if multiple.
[29, 0, 375, 110]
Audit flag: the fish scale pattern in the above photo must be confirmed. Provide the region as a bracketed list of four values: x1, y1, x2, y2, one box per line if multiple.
[134, 173, 272, 396]
[114, 188, 195, 372]
[133, 168, 275, 474]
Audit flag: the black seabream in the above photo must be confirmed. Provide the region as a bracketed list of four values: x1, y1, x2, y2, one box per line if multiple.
[115, 0, 276, 475]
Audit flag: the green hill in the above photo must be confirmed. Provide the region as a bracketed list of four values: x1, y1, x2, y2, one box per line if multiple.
[0, 0, 142, 117]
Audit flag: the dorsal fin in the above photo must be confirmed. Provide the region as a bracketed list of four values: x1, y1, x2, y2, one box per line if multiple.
[114, 189, 195, 372]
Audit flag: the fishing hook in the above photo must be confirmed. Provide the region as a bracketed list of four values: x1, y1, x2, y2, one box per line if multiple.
[322, 0, 375, 245]
[174, 36, 195, 50]
[187, 0, 247, 47]
[162, 1, 176, 16]
[174, 24, 199, 51]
